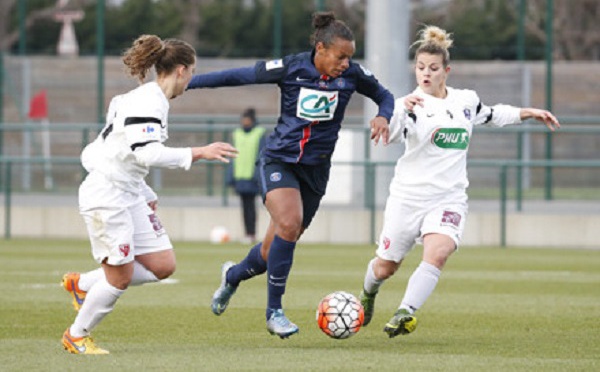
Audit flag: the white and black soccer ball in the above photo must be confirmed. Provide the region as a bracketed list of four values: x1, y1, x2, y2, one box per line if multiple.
[316, 291, 365, 339]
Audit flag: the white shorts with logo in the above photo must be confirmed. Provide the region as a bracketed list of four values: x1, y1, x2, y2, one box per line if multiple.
[79, 173, 172, 266]
[375, 193, 468, 263]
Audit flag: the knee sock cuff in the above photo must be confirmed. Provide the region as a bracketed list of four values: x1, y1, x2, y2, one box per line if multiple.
[419, 261, 441, 277]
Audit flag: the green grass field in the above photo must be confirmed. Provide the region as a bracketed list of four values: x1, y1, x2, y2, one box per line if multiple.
[1, 239, 598, 371]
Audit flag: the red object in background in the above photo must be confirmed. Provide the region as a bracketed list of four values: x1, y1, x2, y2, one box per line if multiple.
[28, 90, 48, 119]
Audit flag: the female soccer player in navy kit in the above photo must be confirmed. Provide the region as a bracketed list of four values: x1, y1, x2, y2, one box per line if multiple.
[358, 25, 560, 338]
[61, 35, 237, 354]
[187, 12, 394, 338]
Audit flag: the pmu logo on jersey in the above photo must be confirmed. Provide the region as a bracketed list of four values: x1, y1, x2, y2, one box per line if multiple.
[143, 125, 155, 133]
[297, 87, 339, 121]
[431, 128, 469, 150]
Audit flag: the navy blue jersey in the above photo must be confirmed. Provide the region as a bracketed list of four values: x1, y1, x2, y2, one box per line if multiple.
[188, 50, 394, 165]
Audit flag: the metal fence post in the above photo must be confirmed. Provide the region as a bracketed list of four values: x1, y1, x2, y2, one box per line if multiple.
[206, 121, 214, 196]
[366, 161, 376, 244]
[4, 161, 11, 239]
[500, 165, 508, 247]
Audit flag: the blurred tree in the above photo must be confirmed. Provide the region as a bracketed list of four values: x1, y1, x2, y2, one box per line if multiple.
[1, 0, 598, 60]
[174, 0, 203, 49]
[0, 0, 63, 53]
[77, 0, 182, 54]
[412, 0, 544, 60]
[510, 0, 600, 60]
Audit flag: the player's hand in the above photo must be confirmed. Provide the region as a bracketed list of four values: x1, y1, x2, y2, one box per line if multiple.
[403, 94, 424, 112]
[147, 200, 158, 212]
[192, 142, 238, 163]
[370, 116, 390, 145]
[522, 108, 561, 131]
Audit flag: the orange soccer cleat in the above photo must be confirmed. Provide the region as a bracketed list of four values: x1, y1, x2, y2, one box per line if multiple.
[62, 328, 109, 355]
[61, 272, 86, 311]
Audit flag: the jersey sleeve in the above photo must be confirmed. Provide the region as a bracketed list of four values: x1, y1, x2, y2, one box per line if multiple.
[388, 97, 413, 143]
[187, 66, 257, 88]
[121, 97, 164, 151]
[254, 57, 289, 84]
[354, 63, 394, 121]
[119, 96, 193, 170]
[471, 91, 522, 127]
[187, 56, 290, 89]
[133, 142, 193, 170]
[474, 103, 522, 127]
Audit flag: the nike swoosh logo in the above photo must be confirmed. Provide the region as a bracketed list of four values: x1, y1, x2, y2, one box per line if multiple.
[296, 77, 310, 81]
[66, 336, 86, 353]
[426, 113, 434, 117]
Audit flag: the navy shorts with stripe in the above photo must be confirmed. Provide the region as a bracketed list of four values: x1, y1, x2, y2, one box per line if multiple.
[258, 156, 331, 229]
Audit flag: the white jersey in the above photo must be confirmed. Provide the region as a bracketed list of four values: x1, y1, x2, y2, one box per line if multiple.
[388, 86, 522, 200]
[81, 82, 192, 197]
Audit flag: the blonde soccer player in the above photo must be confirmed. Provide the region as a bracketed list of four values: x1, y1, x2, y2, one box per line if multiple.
[358, 25, 560, 338]
[61, 34, 237, 354]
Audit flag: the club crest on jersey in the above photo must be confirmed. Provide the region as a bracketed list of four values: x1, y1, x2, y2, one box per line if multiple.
[270, 172, 282, 182]
[297, 87, 339, 121]
[463, 108, 471, 120]
[119, 244, 131, 257]
[336, 78, 345, 88]
[441, 211, 461, 227]
[431, 128, 469, 150]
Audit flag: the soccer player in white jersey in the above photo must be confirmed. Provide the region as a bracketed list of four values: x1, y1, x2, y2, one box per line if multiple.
[358, 25, 560, 338]
[60, 34, 237, 354]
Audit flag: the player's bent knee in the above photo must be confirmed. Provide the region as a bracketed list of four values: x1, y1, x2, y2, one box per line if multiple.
[276, 220, 302, 241]
[153, 263, 176, 280]
[374, 258, 400, 279]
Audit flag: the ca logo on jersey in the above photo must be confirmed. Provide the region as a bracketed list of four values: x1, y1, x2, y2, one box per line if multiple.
[431, 128, 469, 149]
[296, 87, 339, 121]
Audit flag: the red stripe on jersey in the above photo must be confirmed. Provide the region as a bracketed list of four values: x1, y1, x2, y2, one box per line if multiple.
[297, 121, 318, 162]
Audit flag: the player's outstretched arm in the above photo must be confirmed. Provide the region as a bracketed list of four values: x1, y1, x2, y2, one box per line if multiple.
[192, 142, 238, 163]
[520, 108, 561, 131]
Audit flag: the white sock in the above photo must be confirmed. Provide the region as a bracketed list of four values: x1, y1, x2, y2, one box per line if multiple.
[399, 261, 441, 314]
[363, 258, 384, 295]
[78, 268, 105, 292]
[69, 278, 124, 337]
[130, 261, 159, 286]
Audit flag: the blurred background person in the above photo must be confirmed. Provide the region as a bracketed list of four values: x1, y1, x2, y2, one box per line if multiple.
[227, 107, 266, 244]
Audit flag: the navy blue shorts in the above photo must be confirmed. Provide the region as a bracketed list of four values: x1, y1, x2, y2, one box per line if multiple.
[258, 156, 331, 229]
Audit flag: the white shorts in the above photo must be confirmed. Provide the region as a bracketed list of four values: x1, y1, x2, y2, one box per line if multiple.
[79, 174, 172, 266]
[375, 193, 468, 263]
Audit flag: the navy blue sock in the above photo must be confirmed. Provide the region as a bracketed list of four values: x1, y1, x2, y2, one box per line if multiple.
[266, 235, 296, 319]
[226, 243, 267, 287]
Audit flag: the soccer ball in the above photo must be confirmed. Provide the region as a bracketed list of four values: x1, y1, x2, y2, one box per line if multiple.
[316, 291, 364, 339]
[209, 226, 230, 244]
